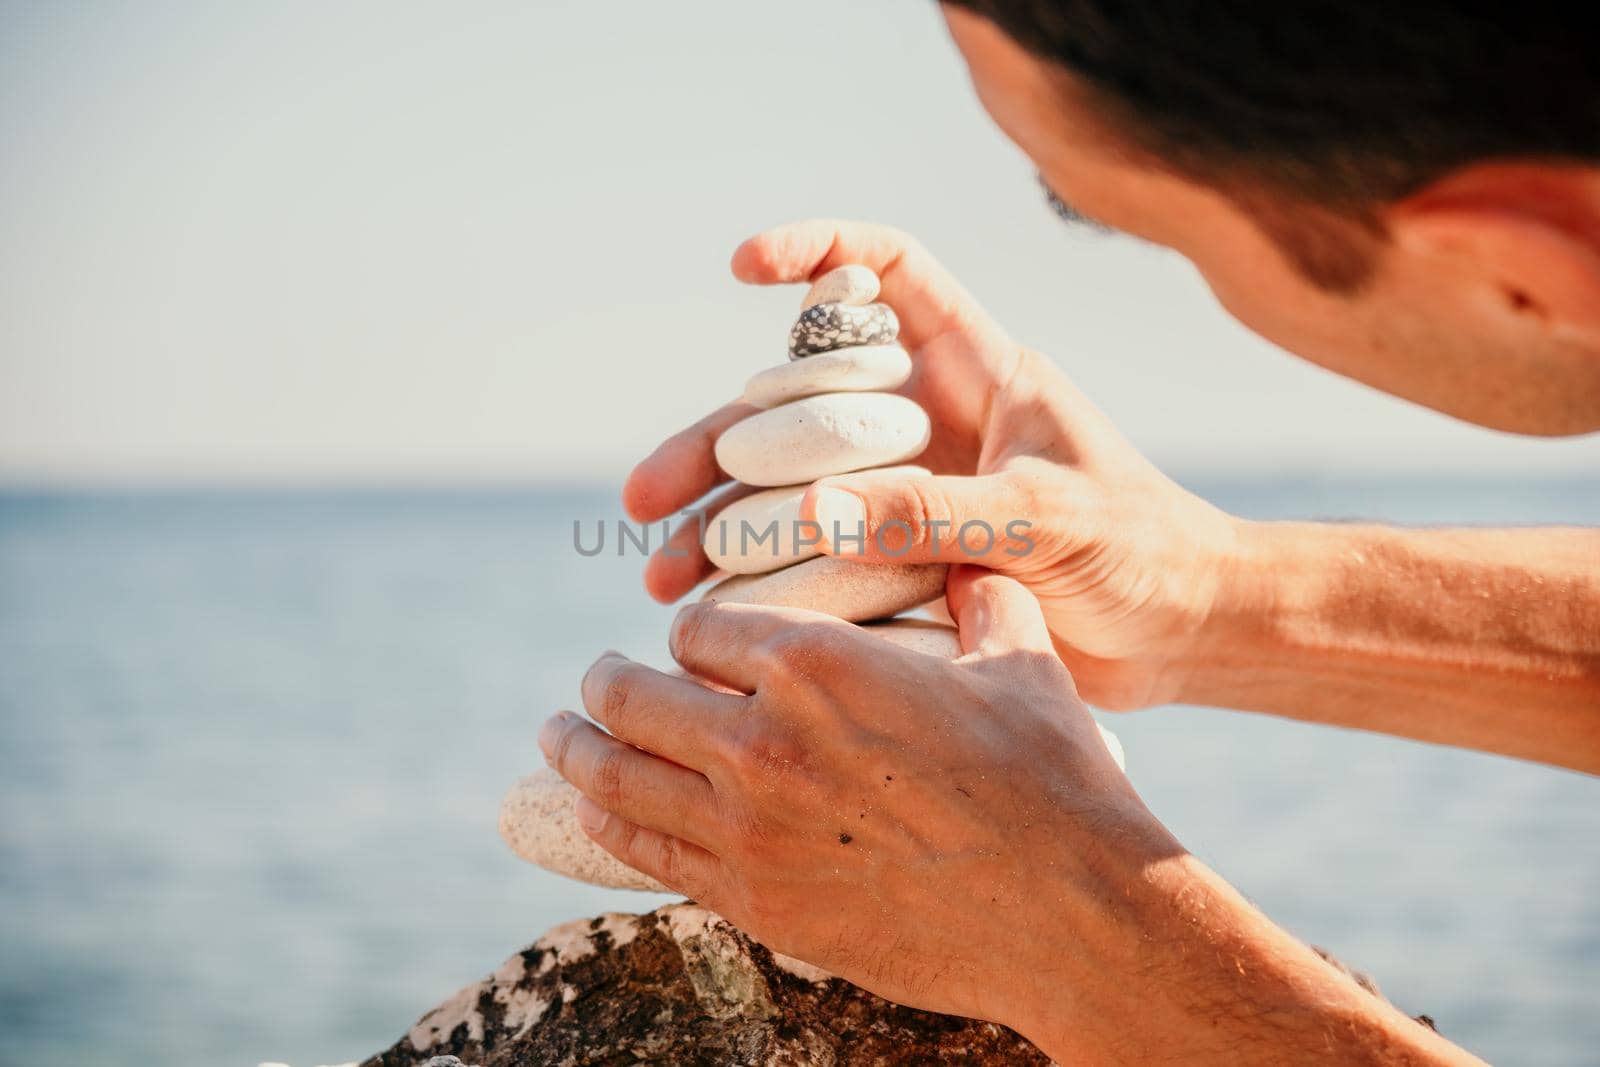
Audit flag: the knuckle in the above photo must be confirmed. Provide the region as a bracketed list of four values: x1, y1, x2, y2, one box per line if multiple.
[902, 481, 950, 547]
[726, 723, 806, 785]
[670, 602, 710, 664]
[589, 747, 627, 807]
[597, 663, 643, 729]
[761, 626, 839, 682]
[610, 817, 642, 859]
[652, 835, 689, 890]
[547, 718, 579, 774]
[652, 835, 717, 904]
[760, 632, 810, 682]
[988, 470, 1043, 555]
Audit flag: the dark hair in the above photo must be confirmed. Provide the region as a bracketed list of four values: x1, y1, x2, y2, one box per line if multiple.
[945, 1, 1600, 286]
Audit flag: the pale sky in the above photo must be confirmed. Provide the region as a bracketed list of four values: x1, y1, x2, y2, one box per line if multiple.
[3, 0, 1596, 484]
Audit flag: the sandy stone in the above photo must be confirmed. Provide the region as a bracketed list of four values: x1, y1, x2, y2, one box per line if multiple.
[714, 392, 930, 487]
[702, 556, 948, 622]
[498, 768, 671, 893]
[862, 617, 965, 656]
[742, 343, 912, 408]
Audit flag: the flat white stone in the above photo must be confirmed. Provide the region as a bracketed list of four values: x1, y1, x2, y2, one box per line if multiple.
[702, 556, 948, 622]
[801, 264, 880, 310]
[714, 393, 930, 487]
[703, 465, 929, 576]
[742, 344, 912, 409]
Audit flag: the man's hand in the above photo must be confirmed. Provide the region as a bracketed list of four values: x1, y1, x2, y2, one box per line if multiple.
[626, 219, 1240, 710]
[539, 569, 1479, 1065]
[624, 219, 1600, 766]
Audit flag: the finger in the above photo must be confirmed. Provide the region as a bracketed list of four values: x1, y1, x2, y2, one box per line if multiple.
[575, 797, 723, 902]
[946, 566, 1055, 658]
[669, 600, 865, 694]
[580, 651, 744, 769]
[539, 711, 723, 851]
[800, 471, 1033, 567]
[642, 481, 762, 604]
[623, 399, 758, 524]
[730, 219, 977, 349]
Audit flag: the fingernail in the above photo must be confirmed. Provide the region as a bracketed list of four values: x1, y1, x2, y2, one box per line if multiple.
[538, 714, 567, 763]
[813, 488, 866, 552]
[575, 796, 610, 834]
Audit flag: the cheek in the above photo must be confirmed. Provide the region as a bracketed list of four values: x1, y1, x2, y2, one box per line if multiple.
[1204, 264, 1350, 369]
[1176, 212, 1359, 363]
[1195, 242, 1415, 397]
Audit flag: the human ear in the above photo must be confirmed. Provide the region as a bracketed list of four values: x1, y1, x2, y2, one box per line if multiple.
[1389, 162, 1600, 338]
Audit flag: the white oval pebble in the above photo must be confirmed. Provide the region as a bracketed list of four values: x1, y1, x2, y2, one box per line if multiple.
[742, 344, 912, 409]
[801, 264, 880, 310]
[499, 767, 669, 893]
[702, 556, 948, 622]
[714, 392, 930, 487]
[704, 465, 929, 575]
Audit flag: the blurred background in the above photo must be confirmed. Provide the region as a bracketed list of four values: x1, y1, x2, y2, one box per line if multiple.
[1, 2, 1596, 1065]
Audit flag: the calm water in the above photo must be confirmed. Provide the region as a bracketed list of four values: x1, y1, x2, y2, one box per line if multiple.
[1, 480, 1596, 1067]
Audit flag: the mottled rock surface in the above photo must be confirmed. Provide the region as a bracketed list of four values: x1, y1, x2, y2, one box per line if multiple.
[788, 302, 899, 358]
[362, 903, 1047, 1066]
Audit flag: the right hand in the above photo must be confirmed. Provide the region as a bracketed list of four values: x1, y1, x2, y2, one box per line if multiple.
[625, 219, 1242, 710]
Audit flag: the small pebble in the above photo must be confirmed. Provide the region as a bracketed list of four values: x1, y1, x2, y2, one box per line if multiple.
[788, 302, 899, 360]
[801, 264, 880, 310]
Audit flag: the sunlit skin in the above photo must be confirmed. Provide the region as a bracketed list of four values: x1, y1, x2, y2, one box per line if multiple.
[539, 5, 1600, 1063]
[943, 8, 1600, 435]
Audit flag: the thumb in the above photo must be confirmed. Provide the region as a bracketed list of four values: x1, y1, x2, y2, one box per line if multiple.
[800, 471, 1035, 567]
[945, 566, 1055, 658]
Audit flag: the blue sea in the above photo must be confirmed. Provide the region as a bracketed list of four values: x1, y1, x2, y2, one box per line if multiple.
[1, 479, 1596, 1067]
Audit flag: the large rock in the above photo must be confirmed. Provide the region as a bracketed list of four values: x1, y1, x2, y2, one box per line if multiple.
[362, 903, 1047, 1066]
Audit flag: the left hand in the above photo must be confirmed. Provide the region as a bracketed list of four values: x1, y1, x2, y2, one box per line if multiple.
[625, 220, 1240, 711]
[539, 570, 1481, 1064]
[539, 568, 1168, 1034]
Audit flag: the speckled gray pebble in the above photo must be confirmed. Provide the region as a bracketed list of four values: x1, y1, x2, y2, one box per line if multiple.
[788, 302, 899, 359]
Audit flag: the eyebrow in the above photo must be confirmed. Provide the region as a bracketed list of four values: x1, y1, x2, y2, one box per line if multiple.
[1039, 174, 1113, 234]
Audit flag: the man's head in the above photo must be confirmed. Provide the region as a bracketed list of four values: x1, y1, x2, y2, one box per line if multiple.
[941, 2, 1600, 433]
